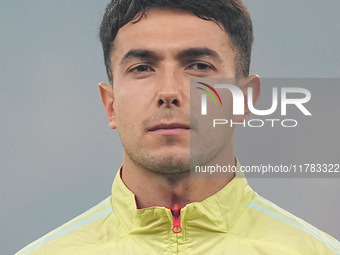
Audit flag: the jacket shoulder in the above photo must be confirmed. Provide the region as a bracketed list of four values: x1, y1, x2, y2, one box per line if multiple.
[240, 193, 340, 254]
[15, 196, 113, 255]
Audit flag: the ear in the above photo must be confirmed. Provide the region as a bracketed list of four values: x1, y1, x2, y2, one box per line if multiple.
[98, 82, 117, 129]
[236, 75, 261, 121]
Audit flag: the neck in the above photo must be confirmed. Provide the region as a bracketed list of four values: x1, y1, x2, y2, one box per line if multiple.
[121, 151, 236, 209]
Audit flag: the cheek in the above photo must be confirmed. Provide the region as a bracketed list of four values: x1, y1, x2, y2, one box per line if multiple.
[224, 97, 235, 120]
[115, 102, 134, 128]
[213, 92, 234, 119]
[114, 93, 146, 130]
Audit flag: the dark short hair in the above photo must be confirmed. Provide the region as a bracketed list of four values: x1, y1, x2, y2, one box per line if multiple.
[99, 0, 253, 83]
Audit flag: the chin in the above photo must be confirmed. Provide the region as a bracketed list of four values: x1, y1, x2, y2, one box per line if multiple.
[141, 153, 191, 175]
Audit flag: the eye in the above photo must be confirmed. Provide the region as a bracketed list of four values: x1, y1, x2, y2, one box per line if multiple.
[187, 62, 214, 72]
[129, 65, 154, 73]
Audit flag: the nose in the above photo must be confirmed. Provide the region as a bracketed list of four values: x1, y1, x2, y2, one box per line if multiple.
[158, 94, 179, 107]
[157, 69, 183, 108]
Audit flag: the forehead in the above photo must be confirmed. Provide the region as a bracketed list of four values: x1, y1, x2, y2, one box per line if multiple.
[111, 8, 235, 61]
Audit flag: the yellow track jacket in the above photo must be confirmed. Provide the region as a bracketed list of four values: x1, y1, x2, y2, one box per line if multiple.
[17, 167, 340, 255]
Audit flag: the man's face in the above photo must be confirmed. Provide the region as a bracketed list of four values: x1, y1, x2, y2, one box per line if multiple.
[105, 9, 237, 174]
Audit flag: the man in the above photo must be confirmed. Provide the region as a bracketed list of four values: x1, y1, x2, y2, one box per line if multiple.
[16, 0, 340, 254]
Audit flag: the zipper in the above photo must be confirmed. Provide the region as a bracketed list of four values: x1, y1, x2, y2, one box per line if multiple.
[171, 204, 182, 234]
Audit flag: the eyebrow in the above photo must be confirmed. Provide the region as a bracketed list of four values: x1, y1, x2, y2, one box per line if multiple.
[119, 49, 159, 65]
[177, 48, 222, 62]
[119, 47, 222, 65]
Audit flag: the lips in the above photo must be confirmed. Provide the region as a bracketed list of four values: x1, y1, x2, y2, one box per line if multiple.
[148, 123, 190, 132]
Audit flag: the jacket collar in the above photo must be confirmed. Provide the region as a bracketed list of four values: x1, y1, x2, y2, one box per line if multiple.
[111, 162, 254, 234]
